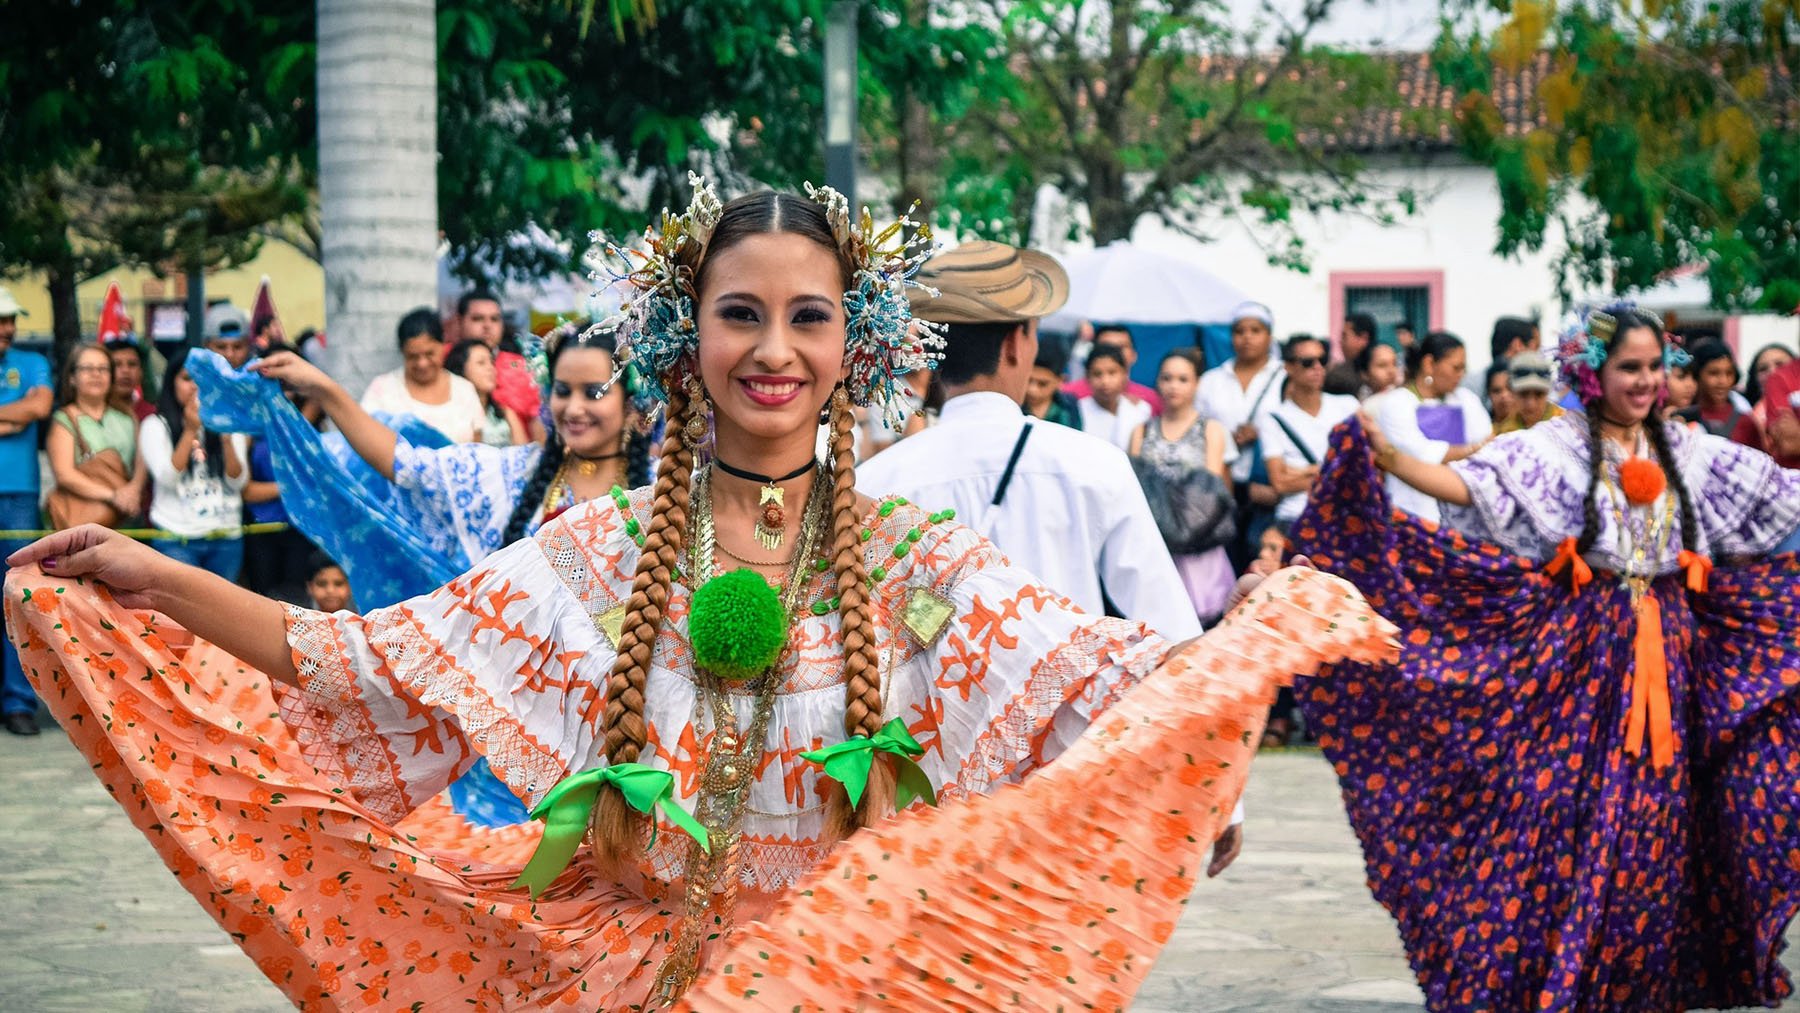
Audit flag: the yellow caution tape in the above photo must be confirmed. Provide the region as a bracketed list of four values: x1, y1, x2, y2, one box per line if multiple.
[0, 521, 292, 541]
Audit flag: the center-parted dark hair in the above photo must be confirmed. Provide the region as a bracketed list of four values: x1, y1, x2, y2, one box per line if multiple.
[937, 321, 1026, 386]
[499, 325, 647, 546]
[1405, 330, 1464, 382]
[155, 346, 227, 479]
[1573, 309, 1698, 561]
[396, 307, 444, 349]
[1157, 347, 1202, 375]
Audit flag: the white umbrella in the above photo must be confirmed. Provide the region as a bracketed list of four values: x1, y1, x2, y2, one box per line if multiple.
[1043, 240, 1250, 330]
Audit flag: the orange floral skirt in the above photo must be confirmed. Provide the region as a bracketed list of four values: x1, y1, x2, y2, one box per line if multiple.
[7, 568, 1393, 1011]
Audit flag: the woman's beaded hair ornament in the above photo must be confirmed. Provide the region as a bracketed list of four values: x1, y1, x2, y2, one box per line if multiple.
[1555, 300, 1691, 405]
[582, 173, 944, 426]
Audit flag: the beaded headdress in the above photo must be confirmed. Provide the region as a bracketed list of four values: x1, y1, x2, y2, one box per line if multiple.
[1555, 301, 1689, 404]
[582, 173, 943, 429]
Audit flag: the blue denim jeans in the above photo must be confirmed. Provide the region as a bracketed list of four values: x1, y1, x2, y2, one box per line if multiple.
[0, 491, 43, 715]
[154, 536, 245, 582]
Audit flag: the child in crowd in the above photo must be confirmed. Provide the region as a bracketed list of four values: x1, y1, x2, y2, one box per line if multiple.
[304, 554, 354, 614]
[1078, 343, 1152, 450]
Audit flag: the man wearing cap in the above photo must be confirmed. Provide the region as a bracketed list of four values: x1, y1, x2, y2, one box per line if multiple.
[204, 302, 253, 370]
[1491, 350, 1564, 434]
[857, 240, 1244, 872]
[0, 287, 52, 735]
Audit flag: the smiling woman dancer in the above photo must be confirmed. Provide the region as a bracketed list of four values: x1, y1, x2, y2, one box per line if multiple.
[1292, 303, 1800, 1011]
[6, 181, 1392, 1010]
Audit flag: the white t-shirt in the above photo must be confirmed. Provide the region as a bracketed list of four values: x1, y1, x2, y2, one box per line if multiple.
[1256, 393, 1361, 522]
[139, 416, 250, 537]
[1375, 385, 1493, 522]
[360, 369, 487, 444]
[1197, 358, 1285, 482]
[1078, 394, 1153, 451]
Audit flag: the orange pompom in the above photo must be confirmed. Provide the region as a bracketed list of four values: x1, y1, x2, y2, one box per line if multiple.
[1619, 457, 1666, 506]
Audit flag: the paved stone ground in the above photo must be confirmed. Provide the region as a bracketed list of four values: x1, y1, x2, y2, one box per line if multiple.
[6, 720, 1775, 1012]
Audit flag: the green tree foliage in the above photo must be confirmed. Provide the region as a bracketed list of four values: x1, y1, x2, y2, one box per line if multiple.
[0, 3, 314, 360]
[1437, 0, 1800, 310]
[859, 0, 1407, 263]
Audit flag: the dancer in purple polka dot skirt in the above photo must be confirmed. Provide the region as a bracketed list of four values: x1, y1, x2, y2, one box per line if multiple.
[1294, 304, 1800, 1011]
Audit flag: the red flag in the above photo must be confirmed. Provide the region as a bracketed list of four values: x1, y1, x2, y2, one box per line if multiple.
[96, 281, 131, 343]
[251, 276, 283, 348]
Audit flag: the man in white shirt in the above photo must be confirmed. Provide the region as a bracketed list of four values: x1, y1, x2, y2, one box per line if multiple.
[1256, 335, 1360, 527]
[1197, 301, 1285, 486]
[857, 240, 1243, 873]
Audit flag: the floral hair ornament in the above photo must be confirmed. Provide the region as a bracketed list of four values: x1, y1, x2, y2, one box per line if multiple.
[1554, 301, 1676, 406]
[588, 173, 944, 429]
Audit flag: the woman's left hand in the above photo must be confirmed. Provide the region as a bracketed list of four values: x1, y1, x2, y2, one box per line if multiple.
[1226, 554, 1313, 614]
[109, 486, 140, 517]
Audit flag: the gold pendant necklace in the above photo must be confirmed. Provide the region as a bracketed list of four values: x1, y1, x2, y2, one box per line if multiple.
[712, 456, 819, 552]
[652, 464, 831, 1006]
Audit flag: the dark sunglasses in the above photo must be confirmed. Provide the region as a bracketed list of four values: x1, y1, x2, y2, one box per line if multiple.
[1286, 355, 1326, 369]
[1510, 366, 1553, 380]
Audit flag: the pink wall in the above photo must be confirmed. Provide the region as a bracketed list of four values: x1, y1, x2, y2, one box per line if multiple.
[1327, 270, 1447, 354]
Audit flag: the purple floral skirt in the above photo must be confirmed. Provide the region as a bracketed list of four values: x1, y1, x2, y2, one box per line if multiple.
[1292, 419, 1800, 1012]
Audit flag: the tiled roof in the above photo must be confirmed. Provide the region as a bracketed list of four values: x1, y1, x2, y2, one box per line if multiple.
[1312, 51, 1551, 153]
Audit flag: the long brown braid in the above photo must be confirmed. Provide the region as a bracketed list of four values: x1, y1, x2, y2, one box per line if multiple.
[825, 386, 895, 836]
[590, 382, 695, 869]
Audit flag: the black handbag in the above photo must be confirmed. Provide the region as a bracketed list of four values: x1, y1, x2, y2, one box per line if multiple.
[1131, 453, 1239, 554]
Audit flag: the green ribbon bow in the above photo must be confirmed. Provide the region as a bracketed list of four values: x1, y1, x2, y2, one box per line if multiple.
[801, 717, 939, 810]
[510, 763, 709, 898]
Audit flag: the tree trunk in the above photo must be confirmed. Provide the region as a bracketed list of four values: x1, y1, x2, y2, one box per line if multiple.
[316, 0, 438, 397]
[46, 261, 80, 372]
[1086, 158, 1134, 245]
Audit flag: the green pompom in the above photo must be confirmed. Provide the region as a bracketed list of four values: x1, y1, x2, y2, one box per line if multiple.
[689, 569, 788, 682]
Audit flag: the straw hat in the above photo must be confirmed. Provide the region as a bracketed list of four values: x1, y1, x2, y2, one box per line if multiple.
[909, 240, 1069, 324]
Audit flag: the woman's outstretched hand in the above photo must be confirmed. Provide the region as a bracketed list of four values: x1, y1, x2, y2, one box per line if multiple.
[1225, 554, 1314, 614]
[251, 351, 337, 401]
[7, 525, 172, 611]
[1358, 410, 1391, 457]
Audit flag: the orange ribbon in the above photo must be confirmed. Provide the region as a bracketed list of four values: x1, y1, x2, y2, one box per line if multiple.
[1677, 550, 1712, 593]
[1625, 592, 1676, 771]
[1545, 537, 1593, 591]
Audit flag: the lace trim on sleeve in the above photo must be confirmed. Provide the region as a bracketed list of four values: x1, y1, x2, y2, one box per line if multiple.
[276, 604, 411, 823]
